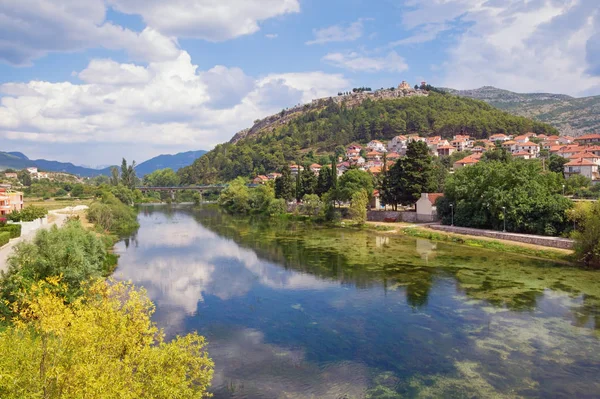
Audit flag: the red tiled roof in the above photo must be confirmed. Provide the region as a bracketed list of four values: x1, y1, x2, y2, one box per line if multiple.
[565, 159, 598, 166]
[426, 193, 444, 204]
[575, 134, 600, 141]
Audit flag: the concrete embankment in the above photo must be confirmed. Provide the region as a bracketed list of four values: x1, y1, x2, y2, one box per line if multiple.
[428, 224, 574, 250]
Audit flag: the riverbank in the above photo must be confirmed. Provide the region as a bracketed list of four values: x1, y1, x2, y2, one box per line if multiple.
[0, 205, 89, 273]
[363, 221, 574, 263]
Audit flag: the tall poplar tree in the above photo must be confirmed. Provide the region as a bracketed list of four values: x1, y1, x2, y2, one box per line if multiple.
[274, 165, 295, 201]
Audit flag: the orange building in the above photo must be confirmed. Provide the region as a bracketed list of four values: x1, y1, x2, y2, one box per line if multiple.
[0, 188, 23, 215]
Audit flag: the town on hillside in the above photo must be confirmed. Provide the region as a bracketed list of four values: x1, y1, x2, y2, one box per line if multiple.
[252, 132, 600, 186]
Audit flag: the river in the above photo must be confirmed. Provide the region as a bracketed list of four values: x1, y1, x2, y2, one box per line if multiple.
[113, 205, 600, 398]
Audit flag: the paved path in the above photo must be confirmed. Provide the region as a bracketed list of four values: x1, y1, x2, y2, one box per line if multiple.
[0, 206, 88, 273]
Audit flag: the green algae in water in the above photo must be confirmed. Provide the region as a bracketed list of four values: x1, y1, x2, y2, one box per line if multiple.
[117, 206, 600, 398]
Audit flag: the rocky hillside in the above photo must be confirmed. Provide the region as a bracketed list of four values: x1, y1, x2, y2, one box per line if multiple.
[446, 86, 600, 136]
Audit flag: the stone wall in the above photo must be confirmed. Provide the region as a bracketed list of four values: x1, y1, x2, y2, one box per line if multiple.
[429, 225, 574, 250]
[367, 211, 434, 223]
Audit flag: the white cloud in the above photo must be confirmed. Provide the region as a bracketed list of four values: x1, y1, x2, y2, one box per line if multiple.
[107, 0, 300, 41]
[0, 51, 349, 163]
[265, 33, 279, 39]
[306, 19, 368, 45]
[399, 0, 600, 96]
[389, 23, 450, 46]
[0, 0, 299, 65]
[0, 1, 179, 65]
[322, 51, 408, 73]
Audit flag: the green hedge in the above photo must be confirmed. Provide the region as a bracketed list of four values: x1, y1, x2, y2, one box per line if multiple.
[0, 224, 21, 239]
[0, 232, 9, 247]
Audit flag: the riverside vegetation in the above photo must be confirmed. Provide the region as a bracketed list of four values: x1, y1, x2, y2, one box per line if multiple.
[0, 171, 214, 397]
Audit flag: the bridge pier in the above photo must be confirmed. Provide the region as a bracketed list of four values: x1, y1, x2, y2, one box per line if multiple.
[170, 190, 176, 201]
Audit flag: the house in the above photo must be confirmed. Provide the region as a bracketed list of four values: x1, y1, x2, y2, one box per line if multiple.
[512, 150, 533, 159]
[513, 135, 529, 143]
[309, 163, 322, 174]
[289, 165, 304, 176]
[574, 134, 600, 145]
[398, 81, 412, 90]
[568, 152, 600, 165]
[517, 142, 540, 156]
[386, 152, 401, 161]
[0, 188, 23, 216]
[267, 172, 282, 180]
[501, 140, 517, 152]
[252, 175, 269, 185]
[387, 135, 407, 153]
[564, 159, 599, 181]
[558, 136, 574, 144]
[368, 166, 382, 175]
[336, 162, 350, 176]
[4, 172, 17, 179]
[35, 172, 50, 180]
[450, 139, 469, 152]
[490, 133, 510, 142]
[367, 140, 386, 153]
[370, 190, 381, 209]
[437, 145, 456, 157]
[366, 151, 383, 162]
[416, 193, 444, 222]
[453, 154, 481, 169]
[26, 167, 38, 174]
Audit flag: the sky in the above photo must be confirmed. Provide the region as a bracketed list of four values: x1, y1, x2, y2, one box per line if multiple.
[0, 0, 599, 167]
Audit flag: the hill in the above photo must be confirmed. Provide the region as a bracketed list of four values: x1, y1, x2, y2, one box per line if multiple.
[446, 86, 600, 136]
[178, 91, 558, 184]
[0, 150, 206, 177]
[135, 150, 207, 176]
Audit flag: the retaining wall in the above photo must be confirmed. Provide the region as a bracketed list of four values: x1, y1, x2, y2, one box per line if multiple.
[367, 211, 436, 223]
[429, 224, 574, 250]
[14, 217, 48, 236]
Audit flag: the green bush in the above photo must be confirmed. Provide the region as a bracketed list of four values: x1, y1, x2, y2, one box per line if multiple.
[0, 224, 21, 239]
[0, 220, 110, 314]
[0, 232, 9, 247]
[87, 192, 139, 235]
[8, 206, 48, 222]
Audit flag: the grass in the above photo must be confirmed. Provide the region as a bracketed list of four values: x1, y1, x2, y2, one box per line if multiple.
[402, 227, 574, 263]
[24, 198, 94, 211]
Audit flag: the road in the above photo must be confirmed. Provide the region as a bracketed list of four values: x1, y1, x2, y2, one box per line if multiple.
[0, 206, 88, 273]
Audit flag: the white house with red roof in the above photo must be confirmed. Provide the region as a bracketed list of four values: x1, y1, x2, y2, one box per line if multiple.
[367, 140, 387, 152]
[574, 134, 600, 145]
[387, 135, 407, 153]
[564, 159, 599, 180]
[416, 193, 444, 222]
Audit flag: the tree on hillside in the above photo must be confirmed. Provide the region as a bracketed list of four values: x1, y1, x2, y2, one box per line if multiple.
[316, 166, 333, 196]
[437, 159, 572, 236]
[481, 148, 512, 163]
[274, 166, 295, 201]
[338, 169, 373, 203]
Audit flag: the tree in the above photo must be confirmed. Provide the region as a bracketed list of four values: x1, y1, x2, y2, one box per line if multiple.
[143, 168, 180, 187]
[110, 166, 120, 186]
[437, 159, 572, 236]
[0, 278, 213, 398]
[384, 141, 436, 206]
[570, 202, 600, 268]
[71, 184, 84, 197]
[349, 190, 369, 225]
[120, 158, 138, 190]
[565, 174, 591, 195]
[274, 166, 295, 201]
[249, 184, 275, 214]
[299, 164, 317, 198]
[338, 169, 373, 202]
[481, 148, 512, 163]
[301, 194, 322, 216]
[218, 177, 250, 214]
[17, 170, 31, 186]
[0, 220, 108, 312]
[316, 166, 333, 196]
[548, 154, 569, 174]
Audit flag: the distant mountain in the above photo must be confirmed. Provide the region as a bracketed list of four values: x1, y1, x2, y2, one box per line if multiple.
[135, 150, 207, 177]
[0, 150, 207, 177]
[445, 86, 600, 136]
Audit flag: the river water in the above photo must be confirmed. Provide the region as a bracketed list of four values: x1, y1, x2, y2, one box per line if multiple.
[113, 205, 600, 398]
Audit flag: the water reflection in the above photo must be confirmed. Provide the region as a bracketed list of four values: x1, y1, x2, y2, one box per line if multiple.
[114, 206, 600, 398]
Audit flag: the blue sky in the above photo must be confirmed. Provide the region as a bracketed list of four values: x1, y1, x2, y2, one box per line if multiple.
[0, 0, 599, 166]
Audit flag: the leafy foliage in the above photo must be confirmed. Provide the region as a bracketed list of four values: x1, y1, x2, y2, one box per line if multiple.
[87, 191, 139, 235]
[143, 168, 180, 187]
[337, 169, 374, 202]
[437, 160, 572, 236]
[570, 202, 600, 268]
[349, 190, 369, 225]
[179, 94, 557, 184]
[274, 166, 295, 201]
[8, 206, 48, 222]
[0, 220, 110, 312]
[0, 278, 213, 398]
